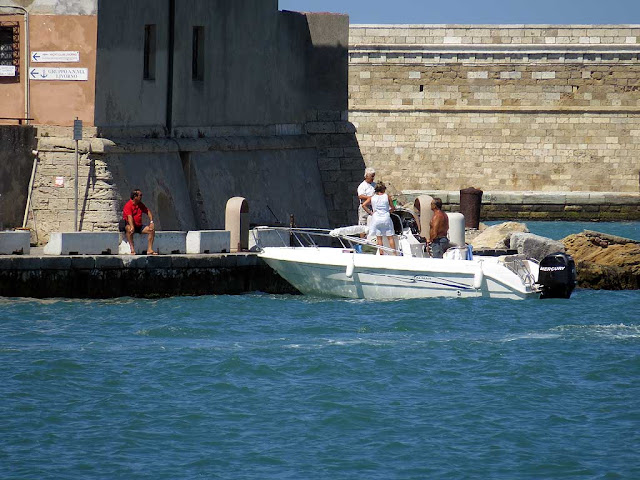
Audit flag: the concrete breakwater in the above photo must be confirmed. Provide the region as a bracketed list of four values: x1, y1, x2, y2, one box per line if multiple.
[0, 253, 298, 299]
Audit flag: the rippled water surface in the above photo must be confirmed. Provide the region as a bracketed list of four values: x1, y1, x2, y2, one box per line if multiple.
[1, 289, 639, 479]
[2, 221, 639, 478]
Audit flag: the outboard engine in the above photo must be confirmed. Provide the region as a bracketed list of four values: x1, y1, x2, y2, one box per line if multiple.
[537, 252, 577, 299]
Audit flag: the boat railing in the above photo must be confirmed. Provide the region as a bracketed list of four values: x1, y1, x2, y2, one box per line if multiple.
[252, 226, 401, 256]
[501, 255, 538, 289]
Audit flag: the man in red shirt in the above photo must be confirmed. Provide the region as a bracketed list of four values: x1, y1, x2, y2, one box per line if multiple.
[121, 189, 156, 255]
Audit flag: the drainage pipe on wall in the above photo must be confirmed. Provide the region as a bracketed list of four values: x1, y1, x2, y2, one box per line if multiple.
[0, 5, 30, 124]
[22, 150, 38, 229]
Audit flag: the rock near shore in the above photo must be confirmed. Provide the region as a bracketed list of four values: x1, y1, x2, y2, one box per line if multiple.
[562, 230, 640, 290]
[468, 223, 640, 290]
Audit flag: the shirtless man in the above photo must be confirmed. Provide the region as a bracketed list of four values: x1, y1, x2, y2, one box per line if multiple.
[428, 197, 449, 258]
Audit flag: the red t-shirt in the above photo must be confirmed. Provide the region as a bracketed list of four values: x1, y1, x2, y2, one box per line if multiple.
[122, 199, 149, 227]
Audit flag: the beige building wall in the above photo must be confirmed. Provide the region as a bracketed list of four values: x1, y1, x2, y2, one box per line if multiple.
[0, 13, 26, 121]
[0, 12, 97, 126]
[29, 15, 97, 126]
[349, 25, 640, 195]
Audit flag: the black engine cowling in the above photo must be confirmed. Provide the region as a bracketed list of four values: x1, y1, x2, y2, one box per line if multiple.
[537, 252, 577, 299]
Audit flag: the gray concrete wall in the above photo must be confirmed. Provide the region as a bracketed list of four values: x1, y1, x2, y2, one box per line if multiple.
[94, 0, 348, 131]
[186, 146, 330, 229]
[1, 0, 97, 15]
[103, 152, 197, 232]
[24, 130, 357, 243]
[94, 0, 169, 129]
[172, 0, 283, 127]
[305, 13, 349, 113]
[0, 126, 35, 229]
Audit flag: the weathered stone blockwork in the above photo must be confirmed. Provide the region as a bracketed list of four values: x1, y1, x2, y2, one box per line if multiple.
[24, 114, 361, 243]
[349, 25, 640, 198]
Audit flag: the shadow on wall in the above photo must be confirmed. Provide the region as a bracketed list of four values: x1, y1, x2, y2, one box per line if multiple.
[157, 192, 180, 230]
[0, 126, 36, 230]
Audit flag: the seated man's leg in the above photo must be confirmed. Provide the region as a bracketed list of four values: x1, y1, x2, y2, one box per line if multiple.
[141, 223, 156, 254]
[125, 224, 136, 254]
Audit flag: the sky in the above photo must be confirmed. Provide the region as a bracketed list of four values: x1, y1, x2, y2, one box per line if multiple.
[278, 0, 640, 25]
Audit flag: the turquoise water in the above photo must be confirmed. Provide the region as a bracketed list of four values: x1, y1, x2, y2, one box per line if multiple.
[1, 222, 639, 479]
[487, 220, 640, 241]
[1, 293, 639, 479]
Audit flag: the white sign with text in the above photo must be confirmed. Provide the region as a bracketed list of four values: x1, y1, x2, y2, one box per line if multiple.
[31, 51, 80, 63]
[0, 65, 16, 77]
[29, 67, 88, 81]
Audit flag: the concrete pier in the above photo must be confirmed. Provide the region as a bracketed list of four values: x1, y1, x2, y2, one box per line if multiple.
[0, 253, 297, 299]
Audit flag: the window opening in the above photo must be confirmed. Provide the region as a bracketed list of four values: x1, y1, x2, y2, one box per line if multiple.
[192, 26, 204, 81]
[0, 23, 19, 79]
[143, 24, 156, 80]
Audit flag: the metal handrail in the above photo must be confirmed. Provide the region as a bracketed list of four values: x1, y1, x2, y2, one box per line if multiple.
[253, 226, 401, 256]
[502, 256, 537, 288]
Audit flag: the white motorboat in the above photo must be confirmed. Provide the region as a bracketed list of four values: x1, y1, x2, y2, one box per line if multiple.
[255, 208, 576, 301]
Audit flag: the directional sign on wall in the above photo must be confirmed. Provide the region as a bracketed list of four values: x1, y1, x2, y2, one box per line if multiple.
[0, 65, 16, 77]
[29, 67, 88, 81]
[31, 51, 80, 63]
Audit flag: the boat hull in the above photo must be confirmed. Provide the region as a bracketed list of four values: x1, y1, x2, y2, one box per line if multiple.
[259, 247, 538, 300]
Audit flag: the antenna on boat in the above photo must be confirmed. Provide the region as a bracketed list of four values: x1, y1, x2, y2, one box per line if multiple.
[266, 205, 280, 224]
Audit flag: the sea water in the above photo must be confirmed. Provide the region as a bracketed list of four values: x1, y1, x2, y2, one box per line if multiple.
[1, 223, 638, 479]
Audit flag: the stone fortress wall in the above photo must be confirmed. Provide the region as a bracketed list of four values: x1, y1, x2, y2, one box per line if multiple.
[348, 25, 640, 213]
[1, 2, 363, 242]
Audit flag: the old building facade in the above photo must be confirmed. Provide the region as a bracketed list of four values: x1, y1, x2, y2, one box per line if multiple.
[349, 25, 640, 218]
[1, 1, 359, 241]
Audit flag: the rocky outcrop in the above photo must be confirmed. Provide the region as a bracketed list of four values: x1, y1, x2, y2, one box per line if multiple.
[469, 221, 529, 250]
[510, 232, 566, 261]
[562, 230, 640, 290]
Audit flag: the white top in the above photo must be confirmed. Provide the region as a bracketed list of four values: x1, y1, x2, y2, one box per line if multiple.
[357, 180, 376, 203]
[371, 193, 391, 217]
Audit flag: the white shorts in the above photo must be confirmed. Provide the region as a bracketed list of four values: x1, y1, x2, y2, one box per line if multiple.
[370, 216, 394, 236]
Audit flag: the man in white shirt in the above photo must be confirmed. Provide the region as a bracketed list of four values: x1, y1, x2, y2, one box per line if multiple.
[356, 168, 376, 249]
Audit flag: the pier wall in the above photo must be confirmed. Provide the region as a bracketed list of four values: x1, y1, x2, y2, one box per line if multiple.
[0, 253, 297, 298]
[349, 25, 640, 196]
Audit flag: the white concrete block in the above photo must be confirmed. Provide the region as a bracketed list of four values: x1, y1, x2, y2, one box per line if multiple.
[43, 232, 119, 255]
[186, 230, 231, 254]
[119, 231, 187, 255]
[0, 231, 30, 255]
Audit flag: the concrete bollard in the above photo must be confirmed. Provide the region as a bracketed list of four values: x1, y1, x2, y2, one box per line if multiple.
[460, 187, 483, 229]
[225, 197, 249, 253]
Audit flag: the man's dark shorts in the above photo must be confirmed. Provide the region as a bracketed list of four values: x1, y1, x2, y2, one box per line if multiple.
[118, 219, 144, 234]
[430, 237, 449, 258]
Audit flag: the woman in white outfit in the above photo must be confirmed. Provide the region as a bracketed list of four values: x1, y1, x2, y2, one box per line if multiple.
[362, 182, 397, 255]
